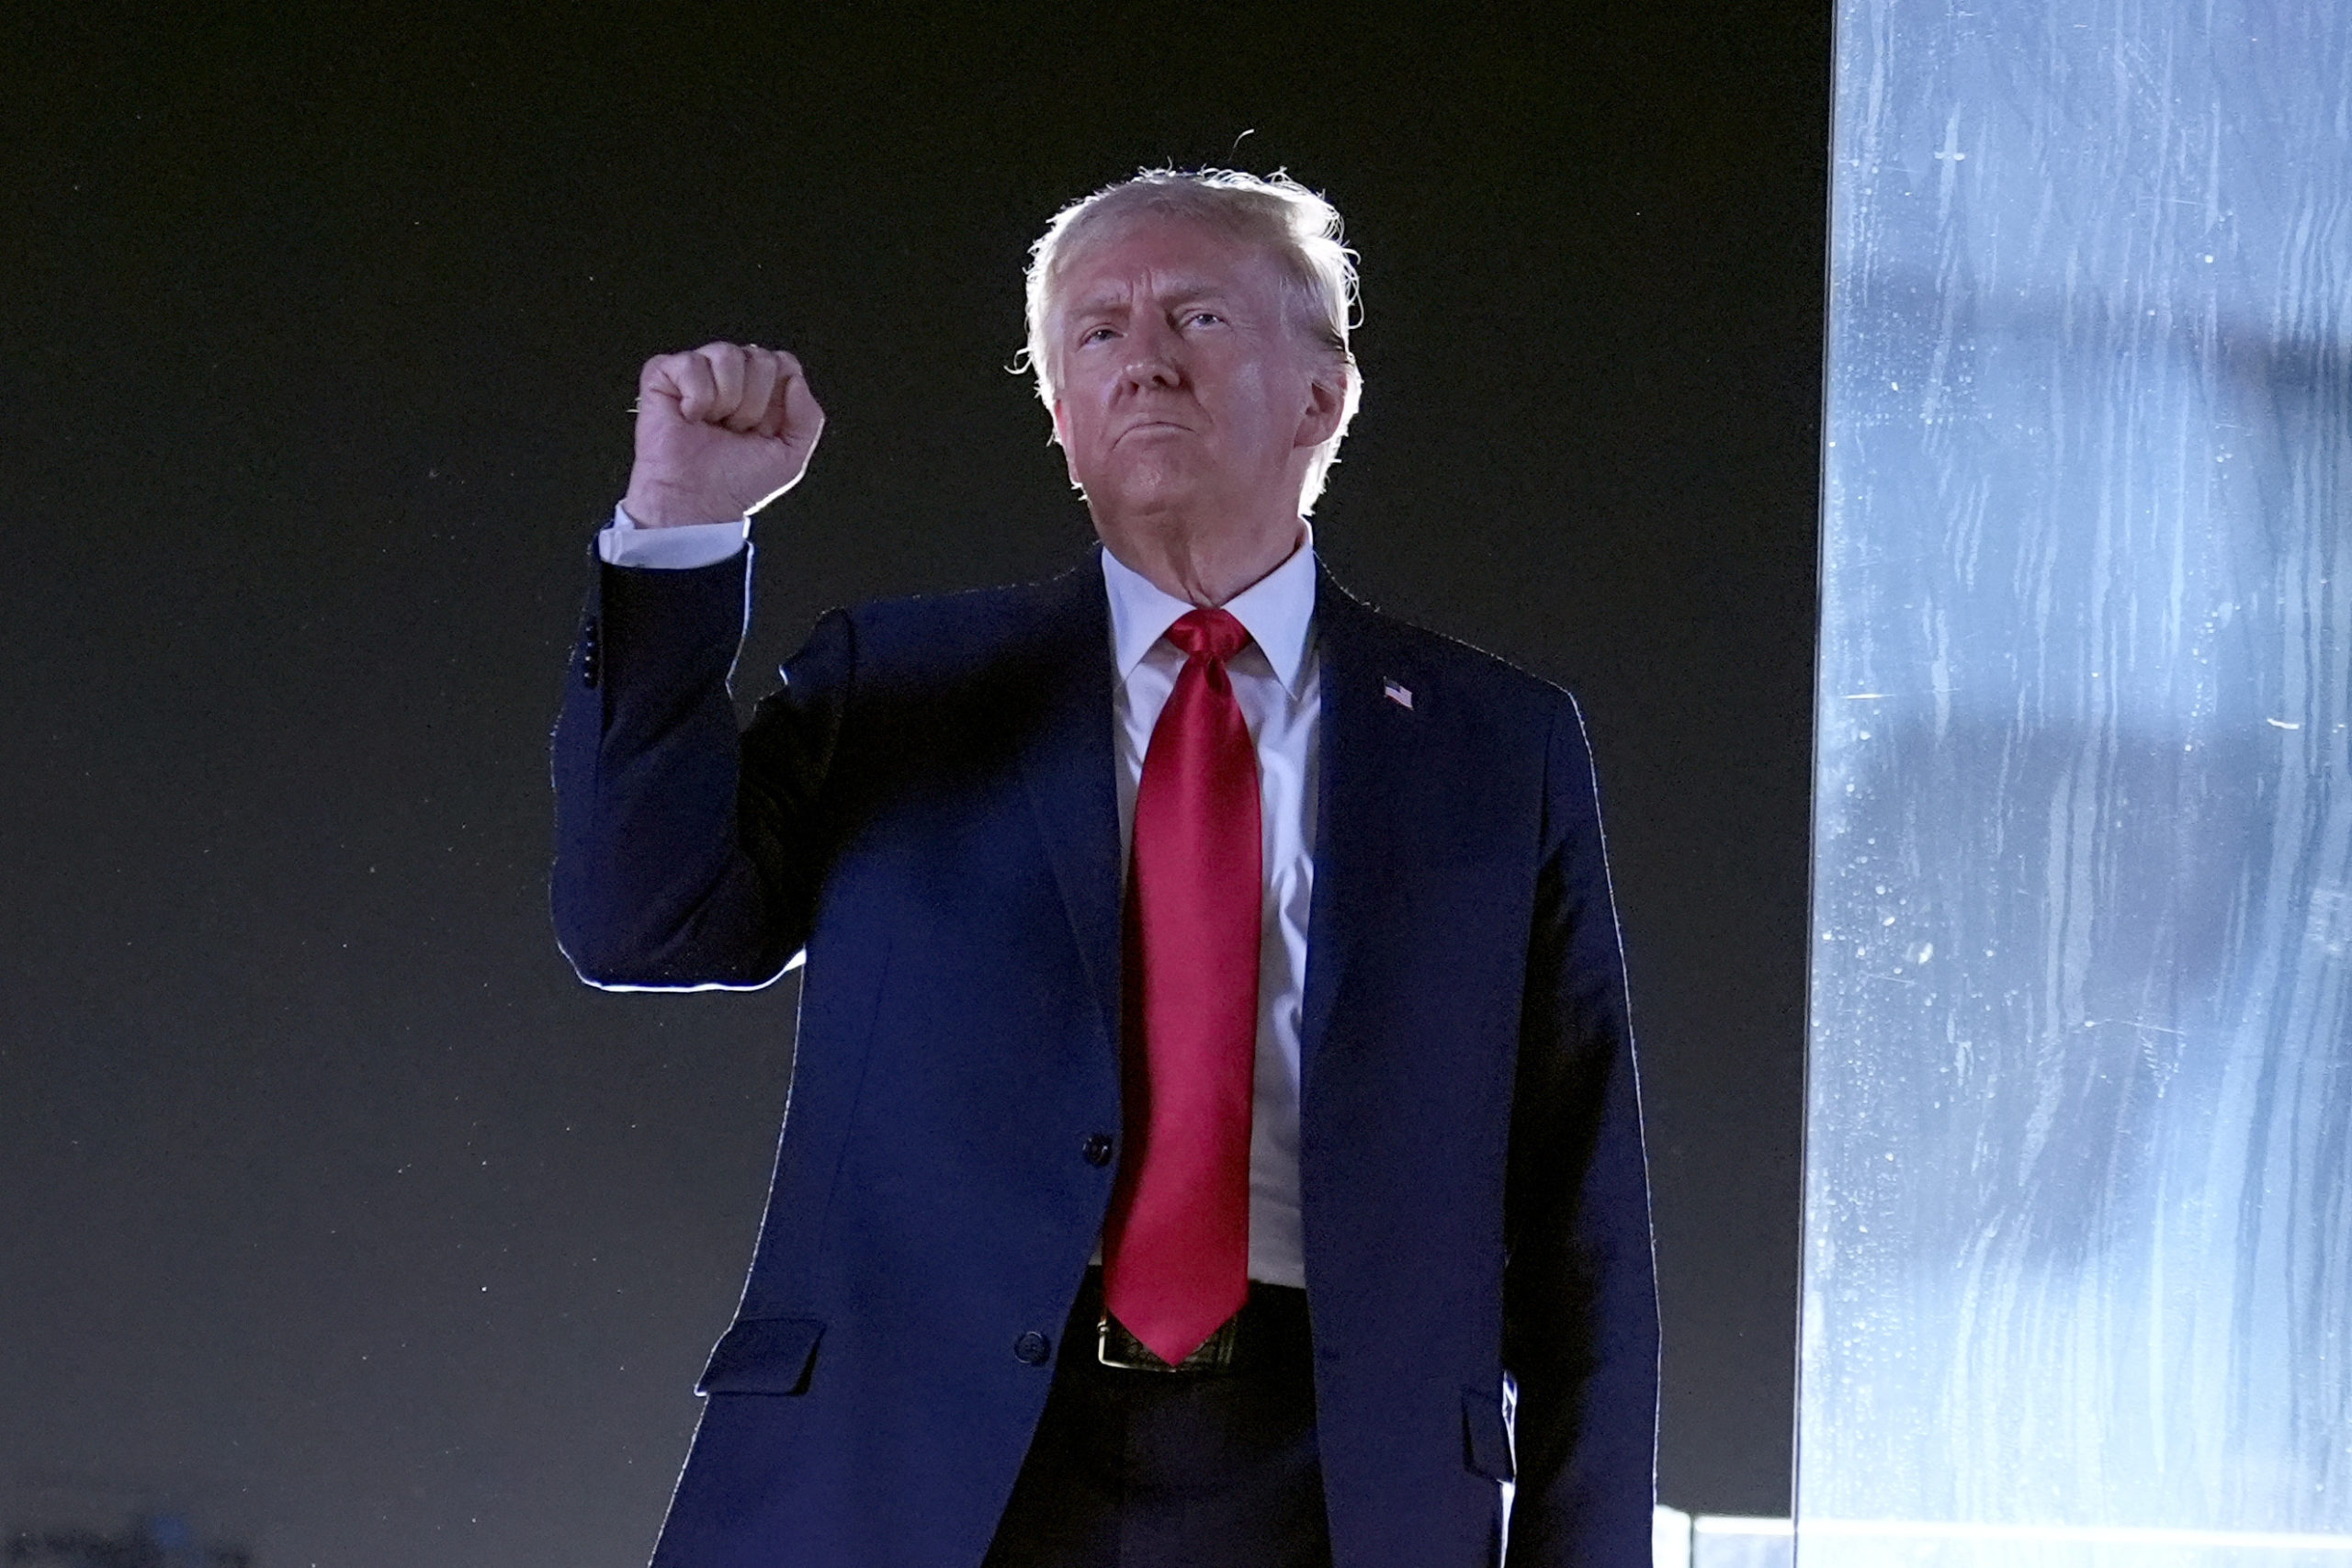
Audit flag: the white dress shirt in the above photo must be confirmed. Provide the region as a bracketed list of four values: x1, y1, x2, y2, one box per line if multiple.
[1097, 538, 1318, 1290]
[600, 507, 1319, 1288]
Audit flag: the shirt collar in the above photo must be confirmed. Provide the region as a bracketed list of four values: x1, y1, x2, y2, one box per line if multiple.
[1101, 525, 1317, 698]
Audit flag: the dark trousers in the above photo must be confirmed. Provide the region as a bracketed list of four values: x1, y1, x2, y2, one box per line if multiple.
[982, 1269, 1335, 1568]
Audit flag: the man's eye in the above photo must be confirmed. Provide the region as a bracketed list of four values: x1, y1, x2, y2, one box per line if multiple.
[1186, 311, 1225, 327]
[1080, 326, 1116, 344]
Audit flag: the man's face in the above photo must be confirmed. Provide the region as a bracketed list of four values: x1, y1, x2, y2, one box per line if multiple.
[1049, 217, 1340, 543]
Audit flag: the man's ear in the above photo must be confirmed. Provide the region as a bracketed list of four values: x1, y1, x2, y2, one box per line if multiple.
[1050, 398, 1082, 488]
[1294, 363, 1348, 449]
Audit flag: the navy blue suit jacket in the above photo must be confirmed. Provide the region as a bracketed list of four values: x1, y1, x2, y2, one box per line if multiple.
[551, 543, 1657, 1567]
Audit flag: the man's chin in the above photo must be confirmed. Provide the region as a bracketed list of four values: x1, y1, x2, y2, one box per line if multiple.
[1083, 463, 1204, 520]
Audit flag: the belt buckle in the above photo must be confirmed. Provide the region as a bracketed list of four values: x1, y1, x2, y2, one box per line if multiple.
[1097, 1311, 1239, 1373]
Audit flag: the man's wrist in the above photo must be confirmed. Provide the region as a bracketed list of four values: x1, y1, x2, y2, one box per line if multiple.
[620, 479, 749, 530]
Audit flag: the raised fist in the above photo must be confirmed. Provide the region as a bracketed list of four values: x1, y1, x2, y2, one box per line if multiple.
[622, 342, 826, 527]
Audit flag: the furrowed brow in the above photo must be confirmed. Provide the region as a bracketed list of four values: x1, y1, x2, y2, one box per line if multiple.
[1066, 288, 1131, 321]
[1159, 278, 1236, 309]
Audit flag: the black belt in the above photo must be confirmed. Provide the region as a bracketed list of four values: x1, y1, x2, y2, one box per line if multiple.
[1075, 1266, 1312, 1375]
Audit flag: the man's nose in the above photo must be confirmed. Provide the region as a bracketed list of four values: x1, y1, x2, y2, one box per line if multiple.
[1119, 321, 1182, 389]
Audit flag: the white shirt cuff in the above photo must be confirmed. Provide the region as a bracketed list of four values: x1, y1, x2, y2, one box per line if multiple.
[598, 503, 751, 569]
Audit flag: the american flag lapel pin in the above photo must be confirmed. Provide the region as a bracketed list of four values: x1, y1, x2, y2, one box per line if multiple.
[1383, 678, 1415, 710]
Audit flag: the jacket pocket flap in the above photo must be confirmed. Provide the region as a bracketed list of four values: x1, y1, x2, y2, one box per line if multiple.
[1462, 1386, 1515, 1482]
[696, 1316, 826, 1396]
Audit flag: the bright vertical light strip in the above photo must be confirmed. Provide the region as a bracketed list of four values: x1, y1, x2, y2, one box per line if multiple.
[1801, 0, 2352, 1563]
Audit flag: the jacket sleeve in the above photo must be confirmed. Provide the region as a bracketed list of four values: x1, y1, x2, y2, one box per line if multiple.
[550, 540, 854, 987]
[1502, 692, 1660, 1564]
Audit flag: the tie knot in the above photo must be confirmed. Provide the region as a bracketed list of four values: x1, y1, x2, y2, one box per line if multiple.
[1166, 606, 1251, 664]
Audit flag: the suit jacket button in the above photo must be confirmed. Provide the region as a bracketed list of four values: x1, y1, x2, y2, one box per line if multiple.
[1014, 1331, 1052, 1365]
[1082, 1134, 1114, 1167]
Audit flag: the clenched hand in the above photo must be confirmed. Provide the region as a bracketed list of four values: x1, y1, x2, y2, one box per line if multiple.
[621, 342, 825, 527]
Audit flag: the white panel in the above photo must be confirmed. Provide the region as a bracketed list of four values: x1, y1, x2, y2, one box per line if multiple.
[1802, 0, 2352, 1562]
[1695, 1515, 1795, 1568]
[1657, 1504, 1694, 1568]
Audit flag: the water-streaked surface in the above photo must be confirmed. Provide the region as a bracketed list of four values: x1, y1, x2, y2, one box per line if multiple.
[1801, 2, 2352, 1562]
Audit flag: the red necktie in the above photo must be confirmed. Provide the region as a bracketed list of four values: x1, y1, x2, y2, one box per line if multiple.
[1102, 606, 1261, 1366]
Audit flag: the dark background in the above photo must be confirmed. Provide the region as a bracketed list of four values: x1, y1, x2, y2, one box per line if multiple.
[0, 2, 1826, 1562]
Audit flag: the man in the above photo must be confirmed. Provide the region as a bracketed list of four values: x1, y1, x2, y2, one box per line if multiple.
[553, 169, 1656, 1568]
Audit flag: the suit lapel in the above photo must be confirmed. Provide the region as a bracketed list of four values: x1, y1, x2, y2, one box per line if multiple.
[1016, 555, 1126, 1059]
[1299, 564, 1400, 1097]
